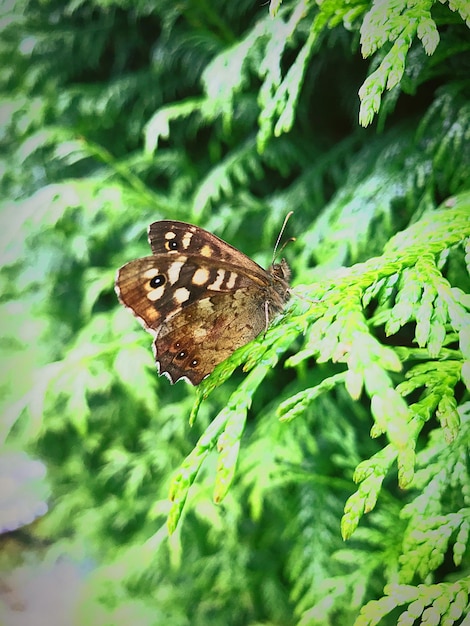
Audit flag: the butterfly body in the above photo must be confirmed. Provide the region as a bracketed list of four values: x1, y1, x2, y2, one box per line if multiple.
[115, 220, 290, 384]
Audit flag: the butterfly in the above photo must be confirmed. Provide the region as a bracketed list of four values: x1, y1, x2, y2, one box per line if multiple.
[115, 220, 291, 384]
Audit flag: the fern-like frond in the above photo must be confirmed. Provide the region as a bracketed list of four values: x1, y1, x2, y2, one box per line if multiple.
[399, 402, 470, 581]
[446, 0, 470, 26]
[191, 136, 263, 216]
[355, 576, 470, 626]
[359, 0, 437, 125]
[359, 0, 470, 126]
[282, 203, 469, 530]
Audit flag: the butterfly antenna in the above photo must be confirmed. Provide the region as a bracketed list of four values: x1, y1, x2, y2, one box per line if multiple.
[272, 211, 295, 263]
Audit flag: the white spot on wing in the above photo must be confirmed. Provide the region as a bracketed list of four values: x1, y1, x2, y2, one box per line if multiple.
[143, 268, 161, 279]
[207, 269, 225, 290]
[174, 287, 191, 303]
[167, 260, 185, 285]
[193, 267, 210, 285]
[147, 285, 165, 301]
[225, 272, 237, 289]
[181, 232, 193, 249]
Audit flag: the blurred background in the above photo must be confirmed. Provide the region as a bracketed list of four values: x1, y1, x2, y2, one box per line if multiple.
[0, 0, 469, 624]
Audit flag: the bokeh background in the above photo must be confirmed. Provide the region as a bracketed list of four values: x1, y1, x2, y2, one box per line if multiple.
[1, 1, 469, 624]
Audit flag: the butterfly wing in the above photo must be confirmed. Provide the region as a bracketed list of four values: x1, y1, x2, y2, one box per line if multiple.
[154, 288, 269, 384]
[115, 253, 271, 331]
[148, 220, 269, 280]
[116, 256, 168, 332]
[115, 221, 291, 385]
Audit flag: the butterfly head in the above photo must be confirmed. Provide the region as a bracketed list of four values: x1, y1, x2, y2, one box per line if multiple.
[269, 257, 291, 305]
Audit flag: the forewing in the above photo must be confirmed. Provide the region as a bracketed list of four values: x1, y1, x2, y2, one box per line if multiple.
[115, 254, 269, 333]
[148, 220, 268, 280]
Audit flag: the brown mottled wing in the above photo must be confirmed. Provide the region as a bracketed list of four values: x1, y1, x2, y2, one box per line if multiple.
[147, 220, 269, 280]
[116, 257, 169, 333]
[115, 254, 270, 333]
[154, 288, 269, 384]
[115, 220, 291, 385]
[115, 255, 277, 383]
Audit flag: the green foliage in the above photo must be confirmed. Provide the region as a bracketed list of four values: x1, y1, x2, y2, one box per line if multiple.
[356, 577, 470, 626]
[1, 0, 470, 624]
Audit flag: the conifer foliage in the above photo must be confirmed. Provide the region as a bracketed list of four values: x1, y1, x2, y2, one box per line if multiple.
[1, 0, 469, 624]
